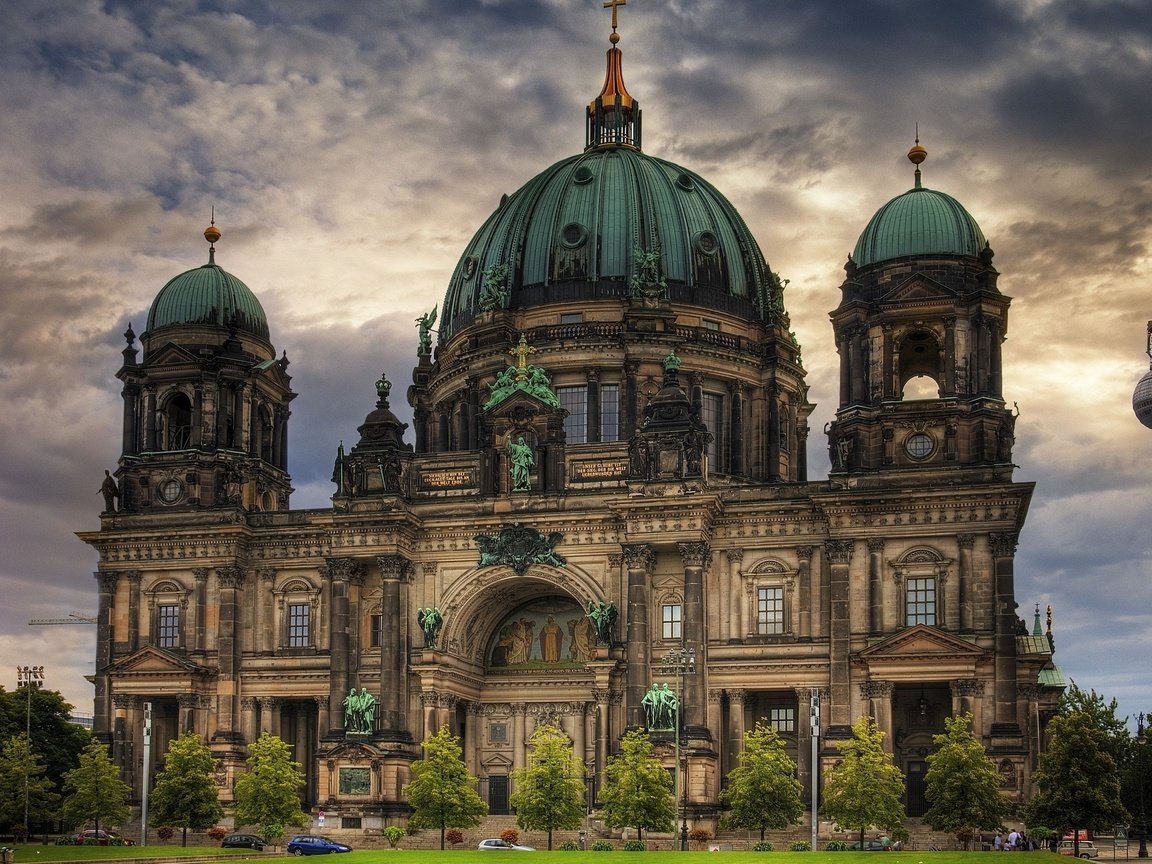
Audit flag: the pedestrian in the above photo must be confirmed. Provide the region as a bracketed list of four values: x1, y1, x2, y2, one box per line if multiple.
[1008, 830, 1021, 851]
[993, 832, 1003, 851]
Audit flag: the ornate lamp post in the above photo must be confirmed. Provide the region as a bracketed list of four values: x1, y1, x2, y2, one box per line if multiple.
[659, 647, 696, 851]
[1137, 712, 1148, 859]
[16, 665, 45, 840]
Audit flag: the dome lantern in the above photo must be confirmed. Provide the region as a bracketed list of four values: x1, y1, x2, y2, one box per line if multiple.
[586, 0, 641, 150]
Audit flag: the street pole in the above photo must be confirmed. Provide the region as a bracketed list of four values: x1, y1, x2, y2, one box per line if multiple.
[16, 665, 44, 841]
[810, 688, 820, 851]
[659, 647, 695, 851]
[141, 701, 152, 847]
[1137, 712, 1148, 859]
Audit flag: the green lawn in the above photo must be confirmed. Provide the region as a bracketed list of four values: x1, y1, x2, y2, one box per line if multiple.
[0, 848, 1070, 864]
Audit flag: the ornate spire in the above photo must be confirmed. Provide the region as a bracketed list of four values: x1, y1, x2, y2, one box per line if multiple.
[204, 212, 221, 265]
[586, 0, 642, 150]
[908, 132, 927, 190]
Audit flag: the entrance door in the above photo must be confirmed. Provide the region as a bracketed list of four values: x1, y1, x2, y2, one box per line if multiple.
[906, 761, 928, 817]
[489, 775, 510, 815]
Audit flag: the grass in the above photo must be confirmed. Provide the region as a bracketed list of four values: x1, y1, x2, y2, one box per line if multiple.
[0, 848, 1069, 864]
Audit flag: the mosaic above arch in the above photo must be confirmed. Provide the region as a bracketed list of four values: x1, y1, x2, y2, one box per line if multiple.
[487, 596, 595, 670]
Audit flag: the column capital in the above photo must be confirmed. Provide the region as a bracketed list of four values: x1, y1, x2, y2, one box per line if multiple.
[216, 565, 246, 589]
[726, 688, 747, 704]
[989, 532, 1018, 558]
[96, 571, 120, 594]
[608, 553, 623, 568]
[678, 541, 710, 569]
[860, 680, 893, 699]
[824, 540, 854, 565]
[325, 556, 367, 583]
[866, 538, 886, 553]
[795, 545, 814, 562]
[177, 692, 199, 708]
[241, 697, 257, 710]
[952, 678, 986, 697]
[377, 554, 411, 581]
[724, 548, 745, 564]
[621, 544, 654, 572]
[956, 533, 977, 549]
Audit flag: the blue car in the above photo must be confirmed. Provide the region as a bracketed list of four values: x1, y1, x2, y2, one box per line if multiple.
[286, 835, 352, 856]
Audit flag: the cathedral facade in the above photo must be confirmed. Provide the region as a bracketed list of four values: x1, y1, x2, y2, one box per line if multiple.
[79, 14, 1062, 835]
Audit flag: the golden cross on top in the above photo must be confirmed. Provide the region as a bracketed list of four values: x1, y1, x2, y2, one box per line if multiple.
[604, 0, 626, 32]
[509, 334, 537, 380]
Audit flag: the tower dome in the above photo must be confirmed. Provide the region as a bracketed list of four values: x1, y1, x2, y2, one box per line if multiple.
[852, 141, 987, 268]
[1135, 322, 1152, 429]
[146, 223, 270, 342]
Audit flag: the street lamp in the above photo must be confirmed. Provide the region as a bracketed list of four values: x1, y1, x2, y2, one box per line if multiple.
[1137, 712, 1148, 859]
[16, 665, 45, 840]
[659, 647, 696, 851]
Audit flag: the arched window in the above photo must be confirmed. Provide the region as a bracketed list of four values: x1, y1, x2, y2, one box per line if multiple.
[897, 329, 942, 400]
[163, 393, 193, 450]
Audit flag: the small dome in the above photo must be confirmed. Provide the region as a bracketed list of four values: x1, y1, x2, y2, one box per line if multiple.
[1134, 368, 1152, 429]
[852, 142, 987, 268]
[147, 263, 270, 340]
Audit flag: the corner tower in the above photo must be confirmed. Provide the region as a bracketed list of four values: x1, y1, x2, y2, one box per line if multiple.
[113, 223, 295, 513]
[827, 141, 1015, 475]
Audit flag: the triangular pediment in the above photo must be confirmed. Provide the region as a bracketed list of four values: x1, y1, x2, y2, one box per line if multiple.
[323, 740, 383, 759]
[879, 273, 959, 304]
[107, 645, 215, 678]
[856, 624, 986, 663]
[145, 341, 202, 366]
[484, 389, 563, 418]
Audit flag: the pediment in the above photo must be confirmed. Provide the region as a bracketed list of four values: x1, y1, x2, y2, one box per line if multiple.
[107, 645, 215, 678]
[485, 389, 563, 418]
[856, 625, 986, 663]
[482, 752, 513, 769]
[878, 273, 959, 305]
[145, 341, 202, 366]
[324, 740, 382, 760]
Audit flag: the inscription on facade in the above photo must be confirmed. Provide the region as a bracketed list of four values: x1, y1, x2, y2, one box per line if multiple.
[571, 459, 628, 481]
[418, 468, 476, 489]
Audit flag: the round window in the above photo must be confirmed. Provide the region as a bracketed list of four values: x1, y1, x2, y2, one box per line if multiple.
[158, 478, 184, 504]
[573, 165, 594, 185]
[904, 433, 935, 459]
[695, 231, 719, 255]
[559, 222, 588, 249]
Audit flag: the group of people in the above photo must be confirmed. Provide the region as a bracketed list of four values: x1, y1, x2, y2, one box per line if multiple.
[993, 830, 1035, 851]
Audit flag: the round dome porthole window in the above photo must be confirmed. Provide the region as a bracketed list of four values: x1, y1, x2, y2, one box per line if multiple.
[676, 172, 696, 191]
[904, 433, 935, 460]
[560, 222, 588, 249]
[463, 256, 478, 280]
[158, 478, 184, 505]
[573, 165, 594, 185]
[694, 231, 720, 255]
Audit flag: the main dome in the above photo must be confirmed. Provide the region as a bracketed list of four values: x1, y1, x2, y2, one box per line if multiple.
[439, 148, 778, 340]
[852, 145, 986, 268]
[146, 225, 270, 341]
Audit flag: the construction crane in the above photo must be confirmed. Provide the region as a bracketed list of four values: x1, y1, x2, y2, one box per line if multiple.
[28, 612, 97, 625]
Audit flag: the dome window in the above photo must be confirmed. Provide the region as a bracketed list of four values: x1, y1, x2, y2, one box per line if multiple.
[463, 256, 479, 280]
[573, 165, 594, 185]
[559, 223, 588, 249]
[157, 477, 185, 505]
[694, 231, 720, 256]
[676, 172, 696, 191]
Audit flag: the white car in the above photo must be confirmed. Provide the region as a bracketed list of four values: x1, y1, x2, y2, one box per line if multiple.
[478, 838, 535, 851]
[1058, 840, 1099, 859]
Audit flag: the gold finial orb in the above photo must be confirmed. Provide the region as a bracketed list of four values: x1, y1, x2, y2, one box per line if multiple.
[907, 139, 927, 166]
[610, 31, 620, 44]
[204, 223, 222, 245]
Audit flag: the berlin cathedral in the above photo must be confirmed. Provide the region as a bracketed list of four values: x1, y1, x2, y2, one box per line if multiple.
[79, 4, 1064, 837]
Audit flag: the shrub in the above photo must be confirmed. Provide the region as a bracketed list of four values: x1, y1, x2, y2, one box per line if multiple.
[500, 828, 520, 845]
[446, 828, 464, 845]
[622, 839, 646, 851]
[689, 828, 712, 842]
[591, 840, 615, 851]
[261, 824, 284, 846]
[156, 826, 175, 841]
[753, 841, 775, 851]
[208, 826, 228, 841]
[383, 826, 406, 848]
[824, 840, 849, 851]
[789, 841, 812, 851]
[559, 841, 581, 851]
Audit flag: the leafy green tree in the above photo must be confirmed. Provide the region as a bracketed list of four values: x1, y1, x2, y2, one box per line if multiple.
[719, 722, 804, 841]
[510, 723, 587, 849]
[923, 713, 1009, 848]
[1059, 683, 1127, 761]
[148, 732, 224, 846]
[821, 715, 905, 846]
[403, 726, 488, 849]
[232, 733, 309, 837]
[1120, 724, 1151, 859]
[61, 740, 131, 832]
[1022, 709, 1128, 851]
[598, 728, 674, 841]
[0, 686, 92, 799]
[0, 734, 61, 838]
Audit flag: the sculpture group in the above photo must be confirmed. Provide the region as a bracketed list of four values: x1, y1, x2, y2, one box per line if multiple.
[343, 687, 376, 735]
[642, 682, 680, 731]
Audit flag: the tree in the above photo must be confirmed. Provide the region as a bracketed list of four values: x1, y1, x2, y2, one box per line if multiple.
[510, 723, 587, 849]
[232, 733, 309, 837]
[61, 740, 131, 832]
[923, 713, 1009, 848]
[0, 734, 60, 838]
[0, 686, 92, 801]
[148, 732, 224, 846]
[821, 715, 905, 846]
[1022, 709, 1128, 852]
[719, 722, 804, 841]
[403, 726, 488, 849]
[598, 729, 674, 841]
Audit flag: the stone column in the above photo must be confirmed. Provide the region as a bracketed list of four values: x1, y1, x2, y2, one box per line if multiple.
[725, 549, 743, 642]
[707, 690, 724, 772]
[377, 554, 411, 736]
[438, 694, 456, 736]
[241, 697, 258, 744]
[94, 571, 119, 741]
[729, 381, 745, 476]
[622, 544, 654, 728]
[213, 566, 245, 741]
[867, 539, 884, 635]
[111, 694, 137, 788]
[512, 704, 528, 774]
[259, 697, 280, 737]
[989, 533, 1021, 729]
[943, 317, 957, 396]
[726, 689, 746, 775]
[126, 570, 142, 652]
[957, 534, 975, 632]
[942, 565, 959, 632]
[794, 687, 815, 803]
[795, 546, 813, 639]
[193, 568, 209, 652]
[325, 557, 362, 736]
[466, 703, 484, 776]
[571, 702, 588, 766]
[837, 331, 851, 407]
[593, 689, 610, 792]
[420, 692, 437, 740]
[825, 541, 854, 726]
[679, 541, 709, 731]
[314, 696, 329, 748]
[862, 681, 895, 753]
[587, 369, 602, 443]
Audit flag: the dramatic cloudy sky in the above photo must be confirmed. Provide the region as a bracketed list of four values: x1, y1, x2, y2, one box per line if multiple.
[2, 0, 1149, 726]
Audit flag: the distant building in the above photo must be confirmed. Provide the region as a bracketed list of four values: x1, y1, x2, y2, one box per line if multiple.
[80, 10, 1063, 832]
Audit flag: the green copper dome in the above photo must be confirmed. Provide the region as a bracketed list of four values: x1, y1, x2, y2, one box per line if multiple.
[146, 226, 270, 341]
[852, 143, 986, 268]
[440, 147, 780, 339]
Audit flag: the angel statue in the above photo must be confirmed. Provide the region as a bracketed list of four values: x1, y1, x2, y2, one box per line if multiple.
[415, 305, 437, 355]
[417, 606, 444, 649]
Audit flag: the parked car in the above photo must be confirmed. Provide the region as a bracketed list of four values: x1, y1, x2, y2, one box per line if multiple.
[1058, 840, 1099, 859]
[71, 830, 133, 846]
[850, 839, 890, 851]
[478, 838, 536, 851]
[222, 833, 266, 850]
[286, 835, 352, 856]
